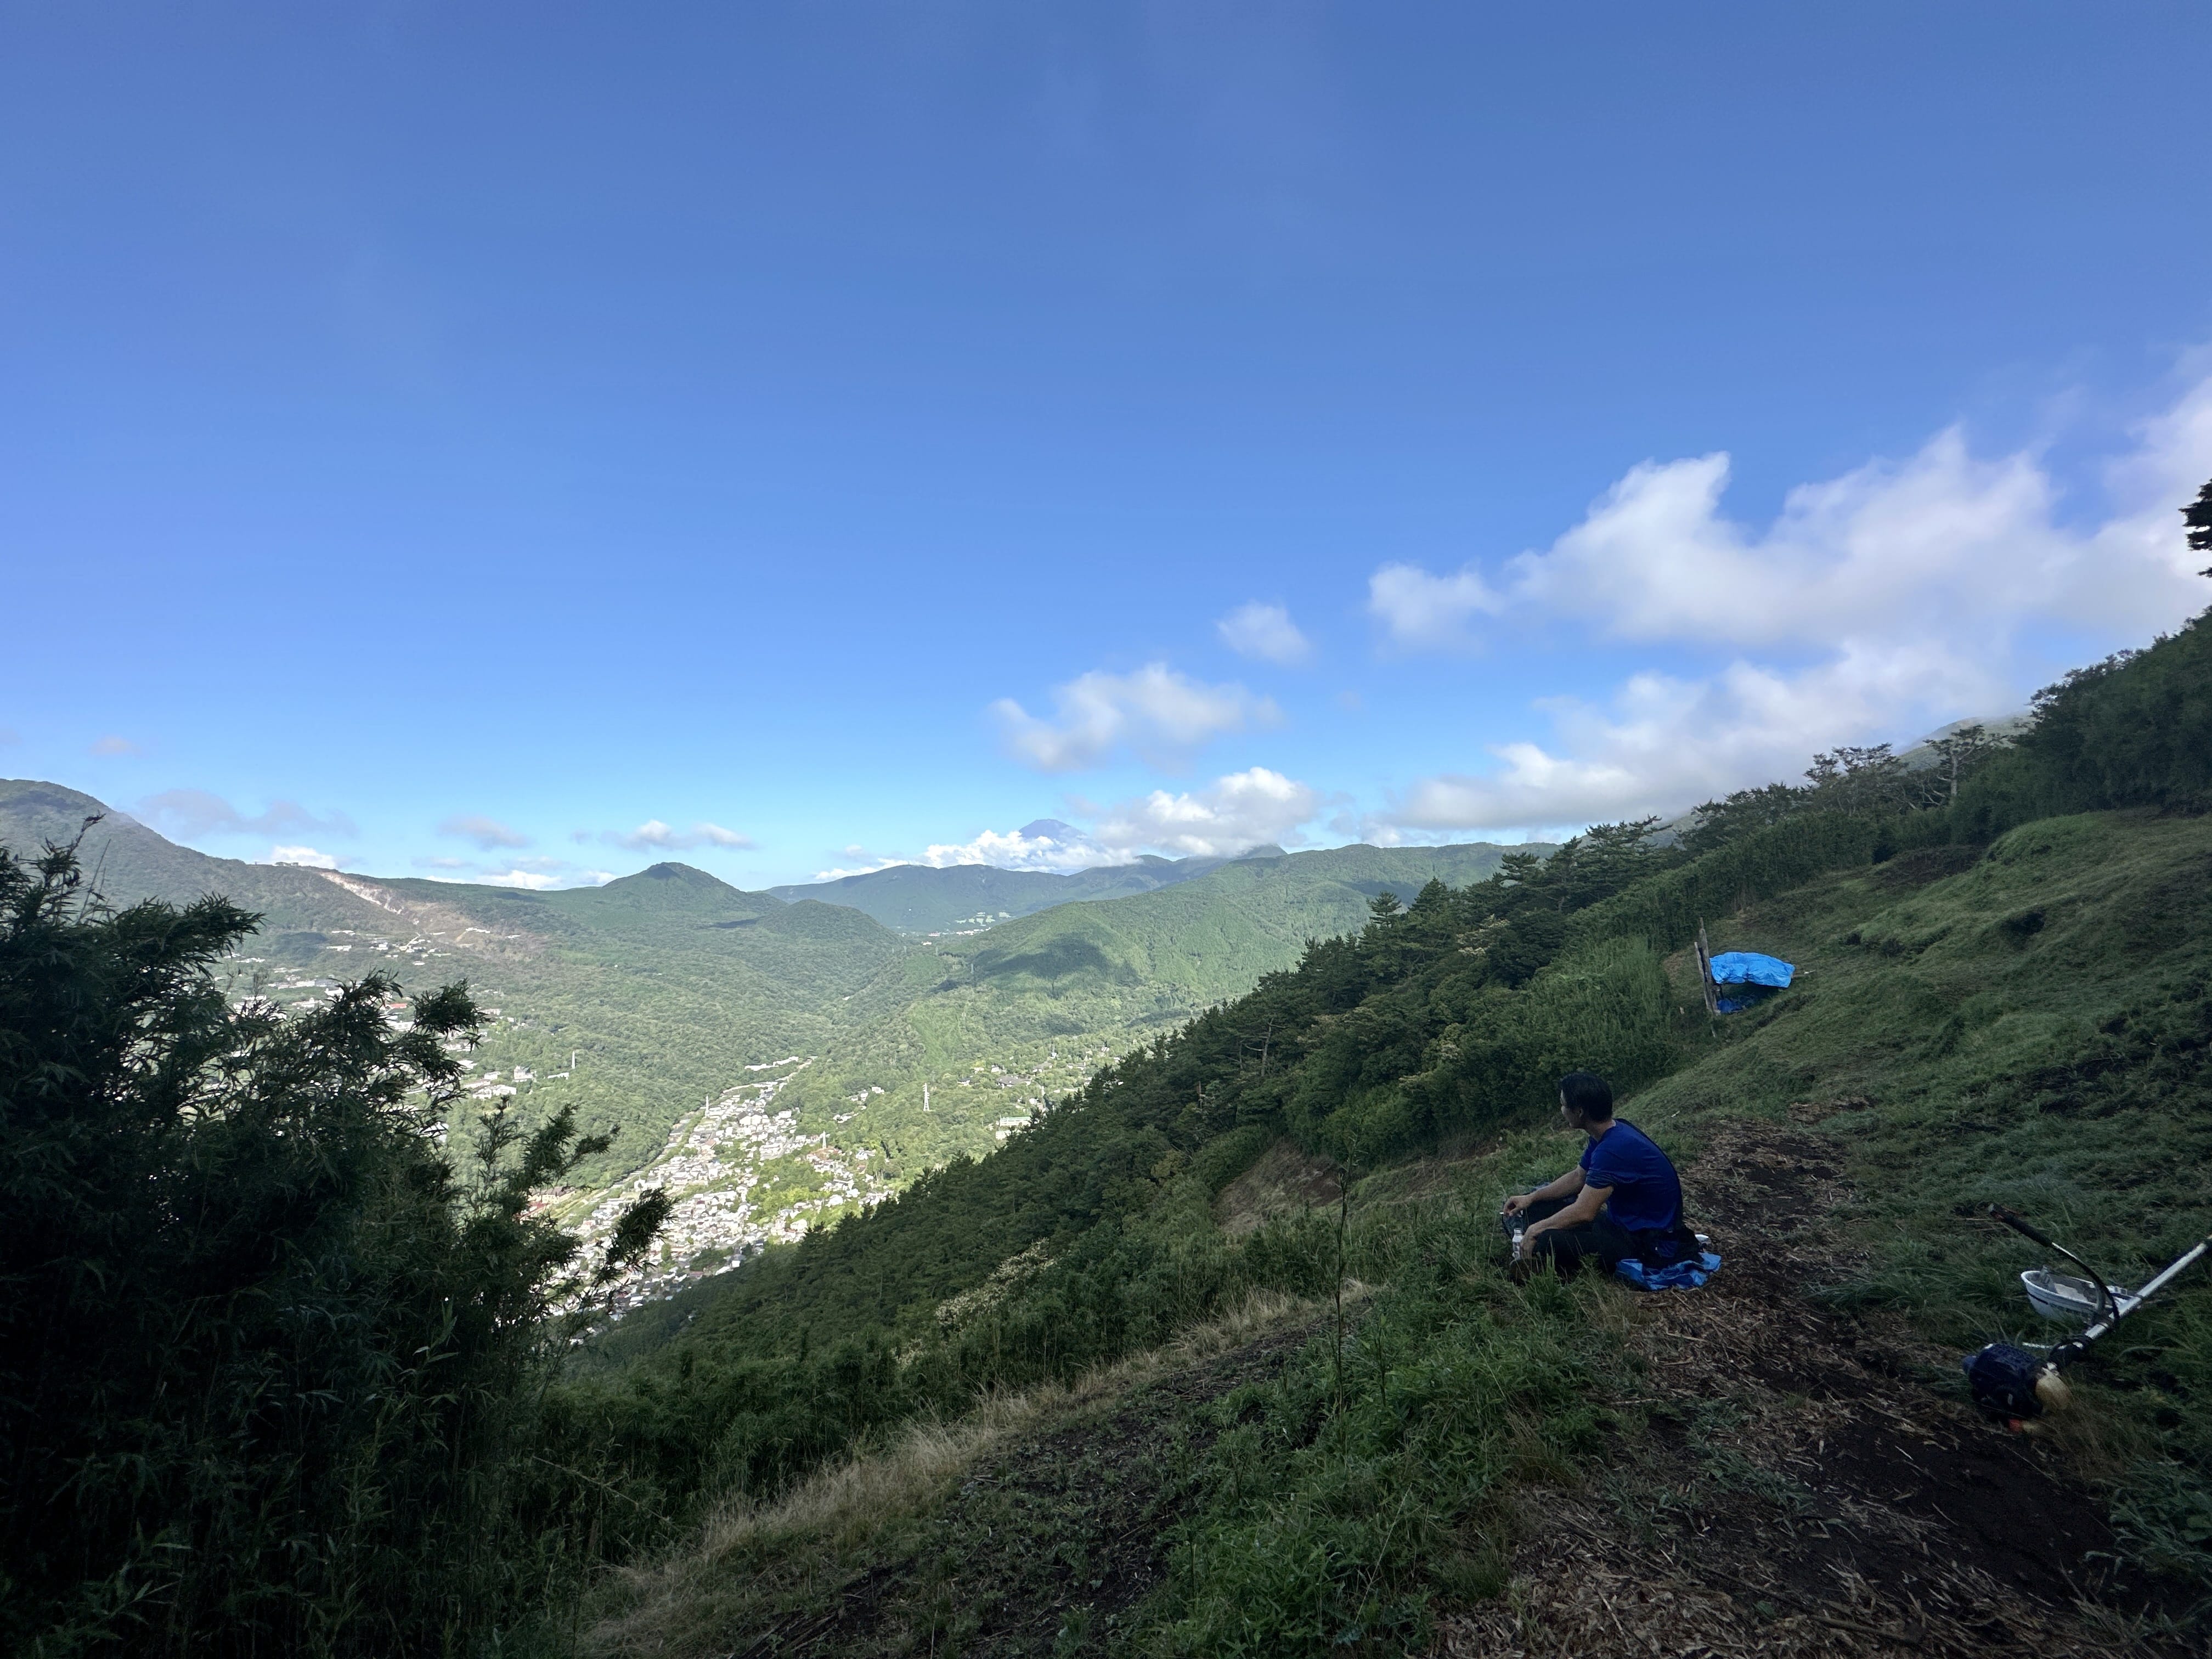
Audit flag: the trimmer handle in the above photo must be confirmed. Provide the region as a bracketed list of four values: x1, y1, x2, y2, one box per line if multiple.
[1989, 1204, 2062, 1251]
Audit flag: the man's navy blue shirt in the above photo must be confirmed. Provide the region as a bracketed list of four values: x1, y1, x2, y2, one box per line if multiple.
[1578, 1120, 1683, 1236]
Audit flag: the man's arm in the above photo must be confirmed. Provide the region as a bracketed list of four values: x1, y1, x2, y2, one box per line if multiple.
[1502, 1167, 1585, 1215]
[1522, 1183, 1612, 1242]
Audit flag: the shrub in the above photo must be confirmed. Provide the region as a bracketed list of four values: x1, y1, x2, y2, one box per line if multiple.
[0, 833, 662, 1657]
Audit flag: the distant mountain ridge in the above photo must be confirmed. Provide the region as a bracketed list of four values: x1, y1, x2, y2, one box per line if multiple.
[767, 842, 1292, 934]
[0, 777, 914, 1180]
[1, 777, 1538, 1307]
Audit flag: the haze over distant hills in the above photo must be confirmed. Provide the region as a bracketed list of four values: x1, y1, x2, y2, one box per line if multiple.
[0, 777, 1533, 1304]
[766, 833, 1276, 935]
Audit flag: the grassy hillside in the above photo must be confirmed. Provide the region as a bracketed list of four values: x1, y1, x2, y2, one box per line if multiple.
[539, 610, 2212, 1656]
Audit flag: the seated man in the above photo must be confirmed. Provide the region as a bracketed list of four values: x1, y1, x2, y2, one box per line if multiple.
[1500, 1071, 1696, 1276]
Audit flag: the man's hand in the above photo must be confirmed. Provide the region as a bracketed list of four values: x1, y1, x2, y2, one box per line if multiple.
[1502, 1192, 1535, 1216]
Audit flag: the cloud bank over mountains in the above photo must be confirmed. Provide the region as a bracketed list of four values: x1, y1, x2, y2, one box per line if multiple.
[438, 813, 531, 850]
[1364, 373, 2212, 836]
[103, 372, 2212, 889]
[140, 789, 357, 842]
[1089, 766, 1321, 860]
[849, 768, 1327, 881]
[597, 819, 755, 853]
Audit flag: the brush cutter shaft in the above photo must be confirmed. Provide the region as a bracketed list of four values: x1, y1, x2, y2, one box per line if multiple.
[2045, 1232, 2212, 1369]
[2075, 1235, 2212, 1345]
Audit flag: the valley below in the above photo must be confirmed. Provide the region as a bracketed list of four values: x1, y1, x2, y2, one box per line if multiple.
[0, 778, 1521, 1312]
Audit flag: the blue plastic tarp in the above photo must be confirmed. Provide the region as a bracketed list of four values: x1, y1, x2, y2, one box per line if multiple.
[1706, 951, 1794, 988]
[1615, 1251, 1723, 1291]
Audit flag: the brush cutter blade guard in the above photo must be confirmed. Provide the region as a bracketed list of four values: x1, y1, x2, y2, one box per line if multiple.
[2021, 1268, 2105, 1323]
[1964, 1343, 2048, 1419]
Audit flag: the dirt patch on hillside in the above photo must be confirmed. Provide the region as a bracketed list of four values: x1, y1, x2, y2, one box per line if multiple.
[1214, 1137, 1341, 1237]
[1874, 843, 1988, 889]
[1438, 1109, 2190, 1658]
[725, 1320, 1324, 1658]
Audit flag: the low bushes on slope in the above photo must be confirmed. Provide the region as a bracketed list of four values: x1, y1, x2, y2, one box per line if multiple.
[1953, 610, 2212, 834]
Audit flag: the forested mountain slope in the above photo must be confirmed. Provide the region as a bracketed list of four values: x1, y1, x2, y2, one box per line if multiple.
[551, 608, 2212, 1657]
[0, 781, 1527, 1274]
[767, 840, 1532, 1156]
[0, 782, 918, 1187]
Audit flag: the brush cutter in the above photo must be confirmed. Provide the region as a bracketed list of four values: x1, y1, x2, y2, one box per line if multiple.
[1962, 1204, 2212, 1423]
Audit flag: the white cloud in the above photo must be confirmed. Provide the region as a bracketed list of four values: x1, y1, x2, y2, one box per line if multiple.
[1384, 643, 1997, 834]
[142, 789, 356, 840]
[415, 851, 615, 889]
[1370, 372, 2212, 836]
[990, 663, 1278, 771]
[811, 790, 1319, 880]
[264, 845, 341, 870]
[438, 813, 531, 850]
[1217, 601, 1313, 665]
[922, 819, 1110, 873]
[91, 735, 142, 757]
[601, 819, 755, 851]
[805, 821, 1111, 880]
[809, 856, 910, 882]
[479, 866, 618, 890]
[1367, 564, 1506, 652]
[1093, 766, 1322, 859]
[1379, 382, 2210, 659]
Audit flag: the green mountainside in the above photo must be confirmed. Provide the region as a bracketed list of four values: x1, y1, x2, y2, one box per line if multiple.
[0, 782, 917, 1192]
[537, 606, 2212, 1657]
[0, 780, 1527, 1300]
[9, 601, 2210, 1656]
[763, 841, 1531, 1166]
[586, 800, 2212, 1659]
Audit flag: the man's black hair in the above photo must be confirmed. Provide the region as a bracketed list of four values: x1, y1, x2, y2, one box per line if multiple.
[1559, 1071, 1614, 1120]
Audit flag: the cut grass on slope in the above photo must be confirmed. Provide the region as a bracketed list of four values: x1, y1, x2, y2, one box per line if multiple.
[1634, 808, 2212, 1601]
[585, 1291, 1338, 1658]
[581, 810, 2212, 1655]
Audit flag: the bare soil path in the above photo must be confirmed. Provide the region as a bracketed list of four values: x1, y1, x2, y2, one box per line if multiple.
[1438, 1107, 2190, 1658]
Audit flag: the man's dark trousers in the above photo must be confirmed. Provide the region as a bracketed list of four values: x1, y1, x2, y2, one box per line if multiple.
[1502, 1195, 1644, 1274]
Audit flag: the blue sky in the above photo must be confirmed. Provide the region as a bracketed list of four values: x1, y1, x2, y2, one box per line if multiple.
[3, 3, 2209, 889]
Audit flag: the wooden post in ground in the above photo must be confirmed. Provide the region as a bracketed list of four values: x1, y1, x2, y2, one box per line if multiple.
[1694, 919, 1720, 1016]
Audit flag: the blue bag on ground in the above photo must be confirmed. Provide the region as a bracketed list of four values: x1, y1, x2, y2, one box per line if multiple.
[1614, 1251, 1722, 1291]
